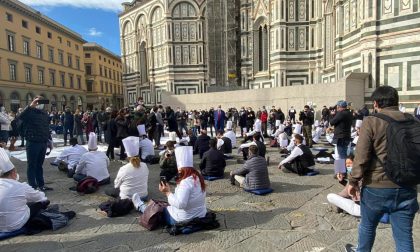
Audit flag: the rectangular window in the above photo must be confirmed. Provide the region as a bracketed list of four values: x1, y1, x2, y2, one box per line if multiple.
[58, 51, 64, 65]
[58, 36, 62, 43]
[87, 81, 93, 92]
[104, 57, 106, 62]
[47, 32, 52, 39]
[67, 55, 72, 67]
[99, 55, 102, 60]
[85, 53, 91, 58]
[48, 48, 54, 62]
[86, 65, 92, 75]
[75, 44, 79, 50]
[67, 41, 71, 47]
[35, 26, 41, 34]
[38, 69, 44, 84]
[25, 67, 32, 83]
[69, 75, 74, 88]
[22, 20, 28, 28]
[36, 44, 42, 59]
[76, 58, 80, 70]
[109, 69, 112, 78]
[77, 77, 81, 89]
[23, 40, 30, 55]
[99, 65, 103, 76]
[110, 85, 113, 93]
[6, 13, 13, 22]
[7, 34, 15, 51]
[60, 73, 65, 87]
[104, 67, 107, 78]
[105, 82, 108, 93]
[9, 64, 17, 81]
[50, 71, 55, 86]
[100, 81, 104, 92]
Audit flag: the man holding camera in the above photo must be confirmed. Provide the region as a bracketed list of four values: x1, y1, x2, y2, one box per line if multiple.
[17, 96, 52, 191]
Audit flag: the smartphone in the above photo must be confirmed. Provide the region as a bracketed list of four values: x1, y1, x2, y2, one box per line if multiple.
[160, 176, 167, 184]
[38, 99, 50, 104]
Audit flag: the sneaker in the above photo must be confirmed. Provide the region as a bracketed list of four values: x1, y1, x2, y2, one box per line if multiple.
[62, 211, 76, 220]
[38, 186, 53, 192]
[132, 193, 144, 211]
[345, 244, 357, 252]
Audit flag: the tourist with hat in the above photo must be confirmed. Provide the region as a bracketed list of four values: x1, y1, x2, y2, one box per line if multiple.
[74, 132, 110, 185]
[132, 146, 207, 225]
[138, 125, 154, 162]
[105, 136, 149, 200]
[330, 100, 353, 159]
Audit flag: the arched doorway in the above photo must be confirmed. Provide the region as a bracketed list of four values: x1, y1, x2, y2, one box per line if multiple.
[10, 92, 20, 113]
[77, 96, 83, 111]
[61, 95, 67, 111]
[51, 94, 57, 111]
[69, 96, 76, 111]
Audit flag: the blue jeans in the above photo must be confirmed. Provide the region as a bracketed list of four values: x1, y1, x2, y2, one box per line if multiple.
[336, 138, 351, 159]
[357, 187, 419, 252]
[163, 207, 177, 226]
[26, 141, 47, 189]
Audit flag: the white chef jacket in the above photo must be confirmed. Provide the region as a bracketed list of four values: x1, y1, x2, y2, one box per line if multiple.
[75, 151, 110, 182]
[54, 144, 87, 169]
[312, 127, 323, 143]
[224, 130, 237, 148]
[139, 138, 154, 160]
[167, 176, 207, 222]
[114, 162, 149, 199]
[0, 179, 47, 232]
[246, 119, 262, 137]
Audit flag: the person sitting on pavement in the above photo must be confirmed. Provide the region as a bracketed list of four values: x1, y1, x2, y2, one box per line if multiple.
[216, 131, 232, 155]
[242, 111, 262, 143]
[312, 121, 323, 145]
[194, 129, 211, 159]
[132, 146, 207, 225]
[200, 138, 226, 178]
[278, 134, 315, 175]
[159, 140, 178, 183]
[137, 125, 155, 162]
[0, 148, 75, 235]
[223, 121, 237, 148]
[187, 129, 197, 147]
[74, 132, 110, 185]
[105, 136, 149, 201]
[239, 133, 266, 160]
[230, 145, 271, 190]
[52, 137, 87, 178]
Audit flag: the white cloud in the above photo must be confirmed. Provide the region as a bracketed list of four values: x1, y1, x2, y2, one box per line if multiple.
[20, 0, 126, 12]
[88, 27, 103, 37]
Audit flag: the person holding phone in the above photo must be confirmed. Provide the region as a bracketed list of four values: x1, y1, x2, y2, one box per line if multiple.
[132, 146, 206, 225]
[159, 141, 177, 182]
[16, 96, 52, 191]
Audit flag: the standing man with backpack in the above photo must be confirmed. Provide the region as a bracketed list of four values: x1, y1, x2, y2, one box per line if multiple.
[348, 86, 419, 251]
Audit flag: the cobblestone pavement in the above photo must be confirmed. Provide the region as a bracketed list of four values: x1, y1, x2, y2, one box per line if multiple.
[1, 142, 419, 252]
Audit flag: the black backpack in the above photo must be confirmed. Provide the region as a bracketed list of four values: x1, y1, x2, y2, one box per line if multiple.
[373, 113, 420, 186]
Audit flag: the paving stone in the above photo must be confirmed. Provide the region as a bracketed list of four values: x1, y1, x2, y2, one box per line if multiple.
[323, 212, 360, 230]
[257, 231, 308, 249]
[284, 237, 328, 252]
[253, 210, 292, 230]
[309, 230, 347, 245]
[228, 235, 282, 252]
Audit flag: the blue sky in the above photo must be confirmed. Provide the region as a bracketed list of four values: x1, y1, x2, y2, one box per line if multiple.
[21, 0, 124, 55]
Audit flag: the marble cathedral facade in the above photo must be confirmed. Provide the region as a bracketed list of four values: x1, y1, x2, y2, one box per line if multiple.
[119, 0, 420, 106]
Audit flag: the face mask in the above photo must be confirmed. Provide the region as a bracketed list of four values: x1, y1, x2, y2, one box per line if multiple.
[36, 104, 45, 110]
[347, 167, 352, 174]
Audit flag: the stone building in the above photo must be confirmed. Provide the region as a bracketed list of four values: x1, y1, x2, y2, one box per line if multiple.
[83, 43, 124, 110]
[120, 0, 420, 107]
[0, 0, 87, 112]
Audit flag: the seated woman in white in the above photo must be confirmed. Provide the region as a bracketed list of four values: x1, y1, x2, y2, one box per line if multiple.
[132, 146, 206, 225]
[105, 136, 149, 201]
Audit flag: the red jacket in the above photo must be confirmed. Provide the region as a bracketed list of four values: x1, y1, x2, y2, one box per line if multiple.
[260, 111, 268, 123]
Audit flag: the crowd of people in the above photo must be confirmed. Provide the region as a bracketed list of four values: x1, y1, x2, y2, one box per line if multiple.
[0, 87, 419, 251]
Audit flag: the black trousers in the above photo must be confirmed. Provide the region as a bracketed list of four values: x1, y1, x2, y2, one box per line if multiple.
[105, 187, 120, 198]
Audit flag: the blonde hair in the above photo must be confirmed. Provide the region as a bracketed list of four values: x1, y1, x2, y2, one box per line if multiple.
[130, 157, 141, 168]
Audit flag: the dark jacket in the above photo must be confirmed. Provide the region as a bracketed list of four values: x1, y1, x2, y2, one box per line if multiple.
[17, 106, 50, 143]
[255, 140, 266, 157]
[166, 110, 178, 131]
[296, 145, 315, 169]
[105, 118, 117, 145]
[194, 134, 210, 156]
[220, 137, 232, 154]
[299, 111, 314, 126]
[239, 111, 247, 128]
[350, 107, 404, 189]
[231, 155, 271, 190]
[63, 111, 74, 128]
[200, 148, 226, 177]
[188, 135, 197, 148]
[115, 116, 128, 139]
[246, 111, 255, 128]
[330, 109, 353, 140]
[159, 150, 177, 174]
[73, 114, 84, 135]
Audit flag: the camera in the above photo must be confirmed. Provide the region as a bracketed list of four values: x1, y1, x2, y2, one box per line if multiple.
[38, 99, 50, 105]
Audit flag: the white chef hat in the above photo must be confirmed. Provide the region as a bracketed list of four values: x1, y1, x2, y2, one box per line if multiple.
[175, 146, 193, 169]
[226, 121, 233, 130]
[137, 125, 146, 136]
[217, 139, 224, 150]
[122, 136, 140, 158]
[293, 124, 302, 134]
[355, 120, 363, 128]
[275, 120, 281, 127]
[169, 132, 177, 142]
[88, 132, 97, 150]
[0, 148, 14, 175]
[314, 120, 319, 127]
